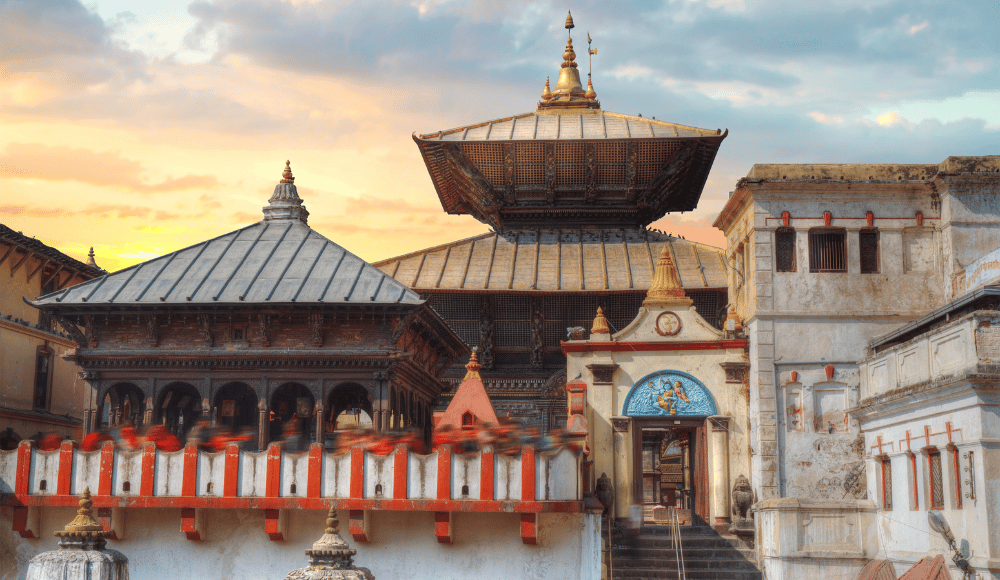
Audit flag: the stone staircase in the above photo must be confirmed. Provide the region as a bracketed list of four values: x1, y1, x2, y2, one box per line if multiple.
[608, 525, 761, 580]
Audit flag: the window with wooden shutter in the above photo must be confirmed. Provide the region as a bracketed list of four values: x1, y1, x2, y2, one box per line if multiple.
[775, 228, 796, 272]
[809, 229, 847, 272]
[929, 450, 944, 509]
[881, 458, 892, 510]
[860, 229, 880, 273]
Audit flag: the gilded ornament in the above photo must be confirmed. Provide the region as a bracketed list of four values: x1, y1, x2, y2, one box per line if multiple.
[590, 306, 610, 335]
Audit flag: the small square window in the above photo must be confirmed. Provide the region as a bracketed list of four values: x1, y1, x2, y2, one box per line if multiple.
[232, 328, 244, 341]
[809, 229, 847, 272]
[860, 230, 880, 274]
[775, 228, 796, 272]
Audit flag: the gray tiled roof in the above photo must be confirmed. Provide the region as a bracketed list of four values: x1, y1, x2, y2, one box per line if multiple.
[34, 221, 421, 306]
[372, 230, 726, 292]
[417, 111, 721, 141]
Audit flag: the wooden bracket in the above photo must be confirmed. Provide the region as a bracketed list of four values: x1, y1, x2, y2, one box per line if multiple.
[520, 513, 538, 545]
[12, 506, 40, 539]
[97, 507, 125, 540]
[434, 511, 453, 544]
[181, 507, 205, 541]
[264, 508, 287, 541]
[349, 509, 370, 543]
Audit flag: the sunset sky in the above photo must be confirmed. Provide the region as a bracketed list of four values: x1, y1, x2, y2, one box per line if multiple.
[2, 0, 998, 273]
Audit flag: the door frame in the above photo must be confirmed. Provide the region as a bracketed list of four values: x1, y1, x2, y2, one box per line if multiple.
[630, 417, 709, 523]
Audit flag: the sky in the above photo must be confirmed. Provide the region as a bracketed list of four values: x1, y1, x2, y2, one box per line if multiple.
[2, 0, 999, 273]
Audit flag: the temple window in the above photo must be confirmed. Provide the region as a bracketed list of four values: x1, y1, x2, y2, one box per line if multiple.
[33, 346, 53, 410]
[880, 457, 892, 510]
[859, 229, 880, 274]
[809, 228, 847, 272]
[462, 412, 475, 427]
[928, 449, 944, 509]
[775, 228, 796, 272]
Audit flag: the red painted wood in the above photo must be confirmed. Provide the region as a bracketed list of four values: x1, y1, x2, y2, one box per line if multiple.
[349, 446, 364, 499]
[561, 339, 747, 354]
[180, 507, 201, 541]
[11, 507, 36, 539]
[393, 445, 407, 500]
[182, 444, 198, 497]
[349, 509, 368, 543]
[140, 443, 156, 497]
[695, 423, 709, 524]
[264, 508, 284, 541]
[265, 445, 282, 498]
[521, 447, 535, 502]
[434, 511, 452, 544]
[97, 507, 121, 540]
[14, 441, 31, 495]
[57, 440, 74, 496]
[519, 513, 537, 545]
[480, 449, 494, 501]
[437, 445, 452, 500]
[98, 441, 115, 496]
[223, 444, 240, 497]
[307, 443, 322, 499]
[5, 493, 585, 513]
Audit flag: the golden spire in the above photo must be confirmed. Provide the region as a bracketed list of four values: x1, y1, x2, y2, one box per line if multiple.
[585, 77, 597, 99]
[591, 307, 610, 335]
[281, 160, 294, 183]
[86, 247, 97, 267]
[63, 487, 103, 532]
[538, 11, 597, 111]
[645, 246, 688, 303]
[565, 10, 574, 30]
[464, 348, 482, 381]
[541, 76, 553, 100]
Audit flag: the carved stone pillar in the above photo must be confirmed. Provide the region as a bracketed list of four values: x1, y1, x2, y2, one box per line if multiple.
[530, 298, 544, 368]
[708, 415, 731, 533]
[258, 398, 269, 451]
[478, 296, 494, 371]
[611, 418, 631, 521]
[77, 371, 100, 434]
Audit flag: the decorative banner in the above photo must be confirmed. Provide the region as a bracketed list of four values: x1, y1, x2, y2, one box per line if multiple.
[622, 370, 717, 417]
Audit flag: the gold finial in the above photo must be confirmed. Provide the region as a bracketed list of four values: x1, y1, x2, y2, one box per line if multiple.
[464, 348, 482, 380]
[725, 305, 743, 333]
[281, 160, 295, 183]
[645, 245, 687, 302]
[591, 307, 610, 335]
[63, 487, 103, 532]
[541, 76, 553, 100]
[585, 76, 596, 99]
[86, 247, 97, 267]
[565, 10, 574, 31]
[562, 36, 577, 68]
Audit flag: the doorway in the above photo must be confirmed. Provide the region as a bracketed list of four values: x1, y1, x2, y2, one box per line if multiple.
[632, 418, 709, 525]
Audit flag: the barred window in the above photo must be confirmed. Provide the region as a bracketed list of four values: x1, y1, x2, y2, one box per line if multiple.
[929, 450, 944, 509]
[33, 348, 52, 410]
[860, 229, 880, 274]
[775, 228, 796, 272]
[881, 459, 892, 510]
[809, 229, 847, 272]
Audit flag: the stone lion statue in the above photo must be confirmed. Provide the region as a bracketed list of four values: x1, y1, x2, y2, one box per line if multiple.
[731, 474, 753, 524]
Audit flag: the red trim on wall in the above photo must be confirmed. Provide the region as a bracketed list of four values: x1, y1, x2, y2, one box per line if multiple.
[434, 511, 453, 544]
[99, 442, 115, 496]
[520, 513, 537, 545]
[910, 453, 919, 510]
[180, 507, 201, 541]
[349, 447, 364, 499]
[521, 447, 535, 503]
[265, 445, 281, 498]
[14, 442, 31, 496]
[223, 444, 240, 497]
[57, 441, 74, 495]
[437, 445, 452, 500]
[480, 449, 494, 501]
[349, 509, 368, 543]
[141, 443, 156, 497]
[307, 443, 322, 499]
[182, 444, 198, 497]
[392, 446, 407, 500]
[264, 508, 284, 541]
[562, 339, 747, 354]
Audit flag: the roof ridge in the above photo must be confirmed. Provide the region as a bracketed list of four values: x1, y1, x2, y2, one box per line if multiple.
[371, 230, 495, 266]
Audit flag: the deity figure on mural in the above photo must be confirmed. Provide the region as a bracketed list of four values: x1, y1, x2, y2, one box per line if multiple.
[656, 380, 690, 415]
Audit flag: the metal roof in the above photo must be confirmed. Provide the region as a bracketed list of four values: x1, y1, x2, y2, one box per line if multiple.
[34, 220, 422, 306]
[372, 229, 727, 292]
[417, 111, 722, 142]
[0, 223, 104, 278]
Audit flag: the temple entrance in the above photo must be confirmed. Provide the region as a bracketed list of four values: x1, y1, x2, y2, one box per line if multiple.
[632, 419, 709, 525]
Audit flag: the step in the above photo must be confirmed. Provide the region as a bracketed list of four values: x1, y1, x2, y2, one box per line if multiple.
[613, 557, 760, 571]
[611, 568, 762, 580]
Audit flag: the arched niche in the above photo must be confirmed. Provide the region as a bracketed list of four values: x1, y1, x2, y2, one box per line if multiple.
[326, 383, 373, 431]
[156, 382, 202, 440]
[213, 382, 258, 433]
[100, 383, 146, 429]
[622, 370, 718, 417]
[270, 382, 315, 442]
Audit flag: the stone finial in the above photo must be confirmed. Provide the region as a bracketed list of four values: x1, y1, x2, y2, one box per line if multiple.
[86, 247, 97, 267]
[644, 245, 687, 303]
[63, 487, 104, 533]
[263, 160, 310, 224]
[541, 76, 553, 100]
[591, 307, 610, 335]
[283, 506, 373, 579]
[463, 348, 482, 381]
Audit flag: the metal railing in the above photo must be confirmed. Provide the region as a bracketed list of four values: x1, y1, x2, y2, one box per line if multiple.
[667, 507, 687, 580]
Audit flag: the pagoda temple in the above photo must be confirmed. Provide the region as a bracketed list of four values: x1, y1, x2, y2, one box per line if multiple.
[374, 12, 730, 430]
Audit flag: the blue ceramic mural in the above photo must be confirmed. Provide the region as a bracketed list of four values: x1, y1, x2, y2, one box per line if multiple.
[622, 370, 717, 417]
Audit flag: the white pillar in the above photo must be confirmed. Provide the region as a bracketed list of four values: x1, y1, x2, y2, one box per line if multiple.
[709, 415, 731, 532]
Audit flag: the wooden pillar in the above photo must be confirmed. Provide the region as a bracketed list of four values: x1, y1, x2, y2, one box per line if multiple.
[258, 397, 269, 451]
[315, 401, 324, 444]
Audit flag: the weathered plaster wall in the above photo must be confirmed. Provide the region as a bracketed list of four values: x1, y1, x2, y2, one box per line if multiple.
[0, 507, 600, 580]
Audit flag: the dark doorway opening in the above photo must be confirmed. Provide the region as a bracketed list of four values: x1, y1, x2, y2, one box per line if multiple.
[631, 418, 709, 526]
